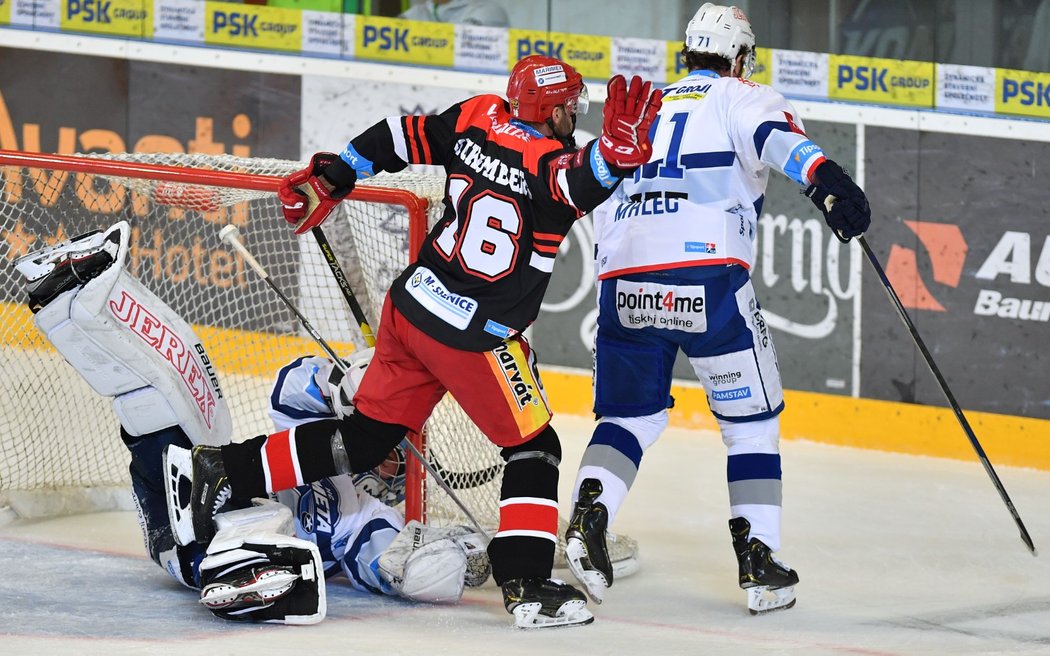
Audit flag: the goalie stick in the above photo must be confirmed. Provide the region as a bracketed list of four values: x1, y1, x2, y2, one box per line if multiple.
[819, 194, 1036, 556]
[220, 224, 491, 540]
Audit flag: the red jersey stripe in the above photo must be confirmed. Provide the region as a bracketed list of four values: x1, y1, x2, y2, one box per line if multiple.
[498, 499, 559, 535]
[533, 243, 560, 254]
[532, 231, 565, 244]
[417, 115, 433, 164]
[404, 116, 421, 164]
[262, 429, 299, 493]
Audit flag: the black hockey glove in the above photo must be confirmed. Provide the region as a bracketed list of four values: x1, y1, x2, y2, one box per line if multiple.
[804, 159, 871, 242]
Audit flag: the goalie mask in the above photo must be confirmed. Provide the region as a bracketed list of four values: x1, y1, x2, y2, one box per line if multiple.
[685, 3, 756, 79]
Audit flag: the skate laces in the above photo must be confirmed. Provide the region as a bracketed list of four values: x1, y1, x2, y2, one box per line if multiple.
[211, 484, 233, 514]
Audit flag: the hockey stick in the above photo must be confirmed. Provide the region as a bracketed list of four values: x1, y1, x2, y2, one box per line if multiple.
[225, 223, 489, 538]
[306, 225, 492, 539]
[310, 232, 505, 488]
[315, 224, 503, 489]
[311, 227, 376, 348]
[837, 222, 1036, 554]
[219, 225, 345, 366]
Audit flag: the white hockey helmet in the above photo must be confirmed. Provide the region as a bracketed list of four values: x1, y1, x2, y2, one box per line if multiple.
[684, 3, 756, 78]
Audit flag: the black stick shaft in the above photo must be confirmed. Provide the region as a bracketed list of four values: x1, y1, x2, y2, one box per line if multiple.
[858, 236, 1035, 555]
[311, 227, 376, 348]
[309, 226, 489, 539]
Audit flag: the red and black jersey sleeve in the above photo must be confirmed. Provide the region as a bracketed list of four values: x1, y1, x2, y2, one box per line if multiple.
[334, 101, 465, 178]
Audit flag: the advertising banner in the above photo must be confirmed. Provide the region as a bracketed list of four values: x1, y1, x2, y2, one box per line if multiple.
[205, 2, 301, 52]
[773, 50, 828, 99]
[829, 54, 935, 107]
[60, 0, 149, 37]
[937, 64, 996, 114]
[356, 14, 454, 68]
[863, 127, 1050, 419]
[153, 0, 203, 44]
[611, 37, 666, 84]
[0, 48, 301, 330]
[995, 68, 1050, 120]
[453, 23, 506, 73]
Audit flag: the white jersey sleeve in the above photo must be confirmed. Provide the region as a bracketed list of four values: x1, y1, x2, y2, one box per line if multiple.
[593, 72, 827, 280]
[726, 78, 826, 187]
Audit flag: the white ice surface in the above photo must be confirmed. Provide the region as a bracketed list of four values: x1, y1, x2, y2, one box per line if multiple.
[1, 414, 1048, 656]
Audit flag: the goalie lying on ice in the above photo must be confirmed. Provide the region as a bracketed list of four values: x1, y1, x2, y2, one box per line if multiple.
[13, 221, 490, 624]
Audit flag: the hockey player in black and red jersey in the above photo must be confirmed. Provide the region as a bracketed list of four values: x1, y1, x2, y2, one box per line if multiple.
[163, 56, 662, 628]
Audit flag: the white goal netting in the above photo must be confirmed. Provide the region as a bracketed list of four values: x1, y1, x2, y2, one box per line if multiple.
[0, 150, 636, 568]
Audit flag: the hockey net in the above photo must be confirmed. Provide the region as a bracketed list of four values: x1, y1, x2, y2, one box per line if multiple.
[0, 150, 637, 569]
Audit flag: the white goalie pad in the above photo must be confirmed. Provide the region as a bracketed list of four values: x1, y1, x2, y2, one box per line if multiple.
[377, 520, 492, 603]
[200, 501, 327, 625]
[14, 221, 231, 445]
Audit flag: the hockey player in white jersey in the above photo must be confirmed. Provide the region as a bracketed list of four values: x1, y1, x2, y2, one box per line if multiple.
[564, 4, 871, 615]
[14, 221, 488, 624]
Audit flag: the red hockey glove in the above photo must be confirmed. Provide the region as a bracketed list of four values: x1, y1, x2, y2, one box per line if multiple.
[599, 74, 663, 169]
[278, 153, 354, 235]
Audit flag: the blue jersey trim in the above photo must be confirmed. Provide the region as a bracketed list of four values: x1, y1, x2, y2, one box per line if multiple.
[752, 120, 791, 161]
[344, 517, 399, 594]
[589, 141, 618, 189]
[341, 143, 376, 178]
[270, 357, 333, 421]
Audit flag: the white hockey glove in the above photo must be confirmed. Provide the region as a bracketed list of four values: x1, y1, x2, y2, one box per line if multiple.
[377, 521, 491, 603]
[198, 501, 326, 624]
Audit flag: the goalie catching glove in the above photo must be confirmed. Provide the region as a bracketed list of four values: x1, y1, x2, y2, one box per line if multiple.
[278, 152, 356, 235]
[804, 159, 871, 241]
[377, 520, 491, 604]
[599, 74, 663, 169]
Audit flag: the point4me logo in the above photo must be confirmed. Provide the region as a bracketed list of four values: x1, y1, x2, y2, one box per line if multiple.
[886, 221, 1050, 322]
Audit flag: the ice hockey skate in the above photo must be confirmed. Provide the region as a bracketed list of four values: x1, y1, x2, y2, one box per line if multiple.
[200, 564, 301, 619]
[164, 444, 233, 546]
[729, 517, 799, 615]
[564, 478, 614, 604]
[501, 578, 594, 629]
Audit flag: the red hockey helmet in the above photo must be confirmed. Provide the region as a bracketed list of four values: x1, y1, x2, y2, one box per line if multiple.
[506, 55, 588, 123]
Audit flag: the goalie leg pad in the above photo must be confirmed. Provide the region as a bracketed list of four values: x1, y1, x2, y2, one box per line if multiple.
[200, 502, 326, 624]
[16, 221, 231, 446]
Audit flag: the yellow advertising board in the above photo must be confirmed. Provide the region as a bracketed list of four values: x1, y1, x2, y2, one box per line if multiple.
[751, 46, 772, 87]
[0, 0, 10, 26]
[995, 68, 1050, 119]
[509, 29, 611, 80]
[205, 3, 302, 52]
[356, 15, 454, 67]
[60, 0, 150, 37]
[828, 54, 935, 107]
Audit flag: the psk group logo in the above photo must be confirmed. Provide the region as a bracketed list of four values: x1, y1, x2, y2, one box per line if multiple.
[358, 16, 454, 67]
[206, 5, 300, 51]
[885, 221, 1050, 323]
[63, 0, 150, 37]
[829, 55, 934, 107]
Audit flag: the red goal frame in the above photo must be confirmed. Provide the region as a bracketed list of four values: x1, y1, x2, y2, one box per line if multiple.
[0, 149, 432, 523]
